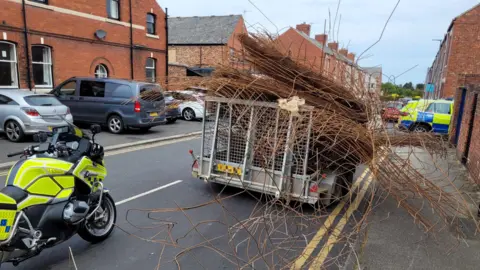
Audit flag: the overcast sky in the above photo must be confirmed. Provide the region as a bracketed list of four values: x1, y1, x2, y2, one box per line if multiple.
[160, 0, 479, 85]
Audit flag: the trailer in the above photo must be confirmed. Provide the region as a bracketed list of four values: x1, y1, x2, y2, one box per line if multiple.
[191, 97, 354, 205]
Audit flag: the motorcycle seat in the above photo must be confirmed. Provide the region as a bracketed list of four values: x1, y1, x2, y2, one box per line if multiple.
[1, 186, 28, 205]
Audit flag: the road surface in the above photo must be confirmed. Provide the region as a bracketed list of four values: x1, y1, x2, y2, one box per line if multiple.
[0, 120, 201, 164]
[0, 138, 370, 270]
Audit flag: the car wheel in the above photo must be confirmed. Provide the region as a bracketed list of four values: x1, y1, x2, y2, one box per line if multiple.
[182, 108, 196, 121]
[5, 120, 25, 142]
[107, 115, 124, 134]
[412, 124, 429, 133]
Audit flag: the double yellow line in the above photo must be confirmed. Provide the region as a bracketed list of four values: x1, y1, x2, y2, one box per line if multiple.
[291, 168, 374, 269]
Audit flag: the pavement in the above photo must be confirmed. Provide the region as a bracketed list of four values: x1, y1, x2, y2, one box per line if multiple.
[345, 146, 480, 270]
[0, 120, 202, 164]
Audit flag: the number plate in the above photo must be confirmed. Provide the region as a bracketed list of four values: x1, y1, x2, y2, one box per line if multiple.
[216, 163, 242, 175]
[150, 112, 158, 117]
[168, 104, 178, 109]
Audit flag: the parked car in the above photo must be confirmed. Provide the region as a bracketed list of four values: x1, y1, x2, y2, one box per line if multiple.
[172, 90, 205, 121]
[381, 101, 403, 122]
[164, 94, 181, 123]
[413, 99, 454, 134]
[0, 90, 73, 142]
[50, 77, 166, 134]
[397, 99, 434, 131]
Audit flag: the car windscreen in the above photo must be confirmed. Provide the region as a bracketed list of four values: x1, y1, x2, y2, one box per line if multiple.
[24, 95, 62, 106]
[139, 84, 164, 102]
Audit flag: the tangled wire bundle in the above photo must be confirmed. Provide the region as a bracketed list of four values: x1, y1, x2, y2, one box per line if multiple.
[201, 34, 475, 233]
[125, 34, 478, 269]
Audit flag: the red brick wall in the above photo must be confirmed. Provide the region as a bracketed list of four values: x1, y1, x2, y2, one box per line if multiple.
[466, 96, 480, 184]
[434, 5, 480, 98]
[0, 0, 166, 89]
[169, 45, 227, 67]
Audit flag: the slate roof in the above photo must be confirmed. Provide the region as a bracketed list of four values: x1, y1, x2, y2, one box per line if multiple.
[168, 15, 242, 45]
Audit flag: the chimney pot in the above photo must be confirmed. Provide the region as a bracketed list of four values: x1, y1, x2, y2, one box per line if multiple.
[296, 23, 311, 37]
[339, 48, 348, 56]
[315, 34, 328, 44]
[347, 53, 355, 62]
[327, 42, 339, 51]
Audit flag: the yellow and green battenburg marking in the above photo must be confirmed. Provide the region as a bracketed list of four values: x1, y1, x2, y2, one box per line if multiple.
[0, 194, 17, 241]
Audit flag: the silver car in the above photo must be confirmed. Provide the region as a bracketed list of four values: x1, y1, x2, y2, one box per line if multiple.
[0, 90, 73, 142]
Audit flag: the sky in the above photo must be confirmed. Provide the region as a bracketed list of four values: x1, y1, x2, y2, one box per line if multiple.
[159, 0, 480, 85]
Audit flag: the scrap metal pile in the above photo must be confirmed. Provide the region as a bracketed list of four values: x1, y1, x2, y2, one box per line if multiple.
[193, 34, 475, 233]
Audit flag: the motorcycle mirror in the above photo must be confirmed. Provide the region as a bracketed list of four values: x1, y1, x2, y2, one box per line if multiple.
[90, 124, 102, 135]
[33, 132, 49, 143]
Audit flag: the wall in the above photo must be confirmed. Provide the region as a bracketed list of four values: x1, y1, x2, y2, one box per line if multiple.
[426, 5, 480, 98]
[454, 85, 480, 184]
[0, 0, 166, 90]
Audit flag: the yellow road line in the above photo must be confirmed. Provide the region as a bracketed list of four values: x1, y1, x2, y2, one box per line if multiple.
[309, 173, 375, 269]
[291, 168, 370, 270]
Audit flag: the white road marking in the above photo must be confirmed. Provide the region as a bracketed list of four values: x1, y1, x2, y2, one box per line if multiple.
[116, 180, 183, 205]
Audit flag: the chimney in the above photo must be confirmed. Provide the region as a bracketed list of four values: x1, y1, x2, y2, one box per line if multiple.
[315, 34, 328, 44]
[328, 42, 339, 51]
[347, 53, 355, 62]
[339, 48, 348, 57]
[296, 23, 311, 36]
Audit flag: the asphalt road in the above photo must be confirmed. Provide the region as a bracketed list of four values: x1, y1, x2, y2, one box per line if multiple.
[0, 120, 202, 164]
[0, 138, 370, 270]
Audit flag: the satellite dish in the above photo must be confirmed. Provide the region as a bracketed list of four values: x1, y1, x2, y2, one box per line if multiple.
[95, 30, 107, 40]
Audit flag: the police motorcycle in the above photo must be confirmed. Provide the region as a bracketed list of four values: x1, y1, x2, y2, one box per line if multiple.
[0, 121, 116, 267]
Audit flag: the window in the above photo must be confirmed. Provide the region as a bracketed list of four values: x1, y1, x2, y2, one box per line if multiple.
[139, 84, 163, 101]
[80, 81, 106, 98]
[31, 0, 48, 3]
[32, 46, 53, 87]
[58, 80, 76, 96]
[146, 13, 156, 35]
[145, 58, 156, 82]
[24, 95, 62, 106]
[426, 103, 451, 114]
[107, 0, 119, 20]
[0, 41, 18, 87]
[108, 83, 133, 98]
[94, 64, 108, 78]
[0, 95, 18, 105]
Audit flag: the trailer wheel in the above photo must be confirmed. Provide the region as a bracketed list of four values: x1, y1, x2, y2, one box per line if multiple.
[327, 170, 354, 207]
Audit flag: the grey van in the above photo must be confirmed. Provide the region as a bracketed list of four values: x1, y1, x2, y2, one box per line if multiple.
[50, 77, 166, 134]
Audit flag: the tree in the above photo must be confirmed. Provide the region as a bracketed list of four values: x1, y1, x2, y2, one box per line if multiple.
[403, 82, 414, 91]
[415, 83, 425, 91]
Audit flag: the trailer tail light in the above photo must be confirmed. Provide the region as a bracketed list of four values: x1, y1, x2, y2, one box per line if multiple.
[309, 183, 319, 193]
[134, 100, 141, 113]
[22, 107, 40, 117]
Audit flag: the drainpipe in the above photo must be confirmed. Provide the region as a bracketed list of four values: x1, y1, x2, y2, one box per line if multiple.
[21, 0, 32, 90]
[165, 8, 169, 88]
[129, 0, 134, 80]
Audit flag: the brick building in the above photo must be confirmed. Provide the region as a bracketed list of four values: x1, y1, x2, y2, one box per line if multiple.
[425, 4, 480, 98]
[167, 15, 247, 84]
[0, 0, 166, 92]
[275, 23, 368, 90]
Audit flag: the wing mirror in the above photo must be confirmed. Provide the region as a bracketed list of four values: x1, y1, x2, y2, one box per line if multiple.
[33, 132, 49, 143]
[90, 124, 102, 135]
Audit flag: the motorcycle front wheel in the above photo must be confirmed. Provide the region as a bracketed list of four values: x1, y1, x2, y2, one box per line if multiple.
[78, 193, 117, 244]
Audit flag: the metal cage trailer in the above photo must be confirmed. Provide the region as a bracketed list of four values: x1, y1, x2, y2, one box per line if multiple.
[191, 97, 353, 205]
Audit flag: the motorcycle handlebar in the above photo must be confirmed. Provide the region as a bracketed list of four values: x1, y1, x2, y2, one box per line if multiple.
[7, 151, 25, 158]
